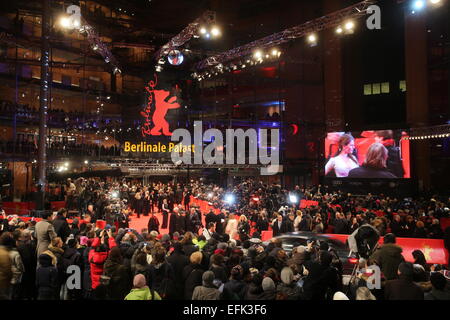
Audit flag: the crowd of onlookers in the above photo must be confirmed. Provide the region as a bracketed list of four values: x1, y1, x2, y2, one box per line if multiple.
[0, 178, 449, 300]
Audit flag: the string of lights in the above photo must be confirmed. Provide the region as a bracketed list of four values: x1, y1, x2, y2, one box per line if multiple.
[195, 0, 377, 76]
[402, 124, 450, 140]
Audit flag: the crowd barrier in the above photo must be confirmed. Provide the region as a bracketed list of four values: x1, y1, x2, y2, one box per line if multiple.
[2, 201, 67, 215]
[325, 233, 448, 266]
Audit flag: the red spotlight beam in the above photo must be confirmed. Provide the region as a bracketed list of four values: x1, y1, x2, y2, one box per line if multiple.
[196, 0, 377, 70]
[153, 10, 217, 61]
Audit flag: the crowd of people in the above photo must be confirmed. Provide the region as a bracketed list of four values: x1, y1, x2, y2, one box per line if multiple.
[0, 178, 449, 300]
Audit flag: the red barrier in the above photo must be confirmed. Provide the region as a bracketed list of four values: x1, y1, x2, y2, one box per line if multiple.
[262, 230, 273, 242]
[50, 201, 66, 210]
[300, 200, 318, 209]
[2, 202, 36, 215]
[325, 233, 449, 266]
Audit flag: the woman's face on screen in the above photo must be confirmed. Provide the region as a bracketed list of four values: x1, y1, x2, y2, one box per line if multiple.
[342, 140, 355, 154]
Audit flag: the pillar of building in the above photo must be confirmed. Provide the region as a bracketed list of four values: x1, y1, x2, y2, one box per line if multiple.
[405, 12, 430, 191]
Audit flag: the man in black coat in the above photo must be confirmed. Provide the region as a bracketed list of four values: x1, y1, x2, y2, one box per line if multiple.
[384, 262, 424, 300]
[272, 214, 293, 237]
[215, 209, 226, 235]
[333, 212, 350, 234]
[166, 242, 190, 299]
[52, 209, 71, 242]
[205, 209, 217, 227]
[169, 208, 179, 236]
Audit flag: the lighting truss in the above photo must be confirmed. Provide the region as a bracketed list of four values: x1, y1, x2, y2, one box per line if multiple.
[79, 22, 121, 73]
[196, 0, 377, 70]
[153, 10, 216, 61]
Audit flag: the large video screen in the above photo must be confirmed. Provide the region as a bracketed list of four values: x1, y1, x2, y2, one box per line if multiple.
[324, 130, 410, 179]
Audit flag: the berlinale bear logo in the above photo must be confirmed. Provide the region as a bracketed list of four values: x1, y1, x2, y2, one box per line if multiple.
[141, 74, 180, 137]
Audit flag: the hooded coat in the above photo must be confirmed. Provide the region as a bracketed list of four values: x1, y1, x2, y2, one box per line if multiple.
[369, 243, 404, 280]
[276, 267, 302, 300]
[88, 237, 117, 289]
[192, 271, 221, 300]
[36, 254, 58, 300]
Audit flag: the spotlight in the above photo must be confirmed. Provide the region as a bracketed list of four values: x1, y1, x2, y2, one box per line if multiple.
[64, 162, 69, 167]
[155, 65, 163, 72]
[92, 44, 98, 51]
[211, 26, 220, 37]
[345, 21, 355, 30]
[307, 34, 318, 46]
[224, 194, 235, 205]
[254, 50, 263, 59]
[411, 0, 426, 13]
[430, 0, 441, 4]
[336, 26, 343, 34]
[104, 57, 110, 63]
[111, 191, 119, 198]
[289, 194, 298, 204]
[59, 16, 71, 29]
[271, 49, 278, 56]
[200, 27, 207, 34]
[84, 160, 89, 164]
[208, 192, 213, 199]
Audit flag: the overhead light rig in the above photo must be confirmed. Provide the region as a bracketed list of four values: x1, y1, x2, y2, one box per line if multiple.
[194, 0, 376, 79]
[153, 10, 218, 71]
[59, 5, 121, 74]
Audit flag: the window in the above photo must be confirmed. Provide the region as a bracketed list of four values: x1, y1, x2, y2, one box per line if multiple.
[364, 84, 372, 95]
[381, 82, 390, 93]
[372, 83, 381, 94]
[399, 80, 406, 92]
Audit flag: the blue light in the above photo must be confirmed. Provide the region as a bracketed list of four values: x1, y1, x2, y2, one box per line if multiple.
[412, 0, 425, 12]
[224, 194, 235, 204]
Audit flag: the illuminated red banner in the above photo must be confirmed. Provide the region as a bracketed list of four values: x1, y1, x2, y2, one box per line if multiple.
[141, 74, 180, 137]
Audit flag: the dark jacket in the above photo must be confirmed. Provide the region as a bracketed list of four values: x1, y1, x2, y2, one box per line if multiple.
[333, 218, 349, 234]
[348, 166, 397, 179]
[53, 216, 71, 242]
[169, 213, 178, 235]
[272, 219, 293, 237]
[103, 259, 131, 300]
[183, 263, 204, 300]
[223, 279, 247, 300]
[385, 276, 424, 300]
[166, 251, 190, 299]
[36, 254, 58, 300]
[369, 243, 404, 280]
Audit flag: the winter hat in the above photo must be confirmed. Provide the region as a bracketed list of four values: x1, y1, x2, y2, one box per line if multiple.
[262, 277, 275, 291]
[133, 274, 147, 289]
[333, 291, 350, 300]
[172, 232, 180, 241]
[202, 271, 215, 287]
[280, 267, 294, 285]
[356, 287, 376, 300]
